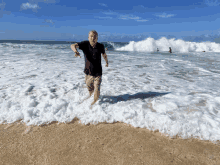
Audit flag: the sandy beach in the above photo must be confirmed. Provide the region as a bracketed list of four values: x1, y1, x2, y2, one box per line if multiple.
[0, 118, 220, 165]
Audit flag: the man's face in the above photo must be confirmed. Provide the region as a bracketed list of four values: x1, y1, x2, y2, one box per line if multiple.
[88, 32, 98, 45]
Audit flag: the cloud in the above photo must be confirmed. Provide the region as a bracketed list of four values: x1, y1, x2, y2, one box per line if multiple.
[0, 1, 6, 10]
[43, 19, 55, 24]
[155, 13, 175, 18]
[21, 2, 39, 10]
[118, 14, 149, 22]
[136, 19, 148, 22]
[94, 16, 112, 19]
[0, 1, 11, 18]
[102, 10, 118, 15]
[119, 15, 140, 20]
[103, 10, 148, 22]
[98, 3, 108, 7]
[28, 0, 60, 4]
[205, 0, 220, 6]
[20, 0, 60, 12]
[132, 5, 148, 13]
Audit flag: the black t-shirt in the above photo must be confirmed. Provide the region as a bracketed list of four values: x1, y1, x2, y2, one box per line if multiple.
[78, 41, 105, 76]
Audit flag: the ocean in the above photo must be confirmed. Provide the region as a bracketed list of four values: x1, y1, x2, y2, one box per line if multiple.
[1, 37, 220, 143]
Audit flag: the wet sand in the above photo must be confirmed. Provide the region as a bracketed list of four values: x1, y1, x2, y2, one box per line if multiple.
[0, 118, 220, 165]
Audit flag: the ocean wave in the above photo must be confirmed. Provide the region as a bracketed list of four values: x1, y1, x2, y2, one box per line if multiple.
[116, 37, 220, 53]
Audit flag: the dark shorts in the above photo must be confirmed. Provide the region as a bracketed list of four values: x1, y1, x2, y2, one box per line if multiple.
[85, 74, 102, 91]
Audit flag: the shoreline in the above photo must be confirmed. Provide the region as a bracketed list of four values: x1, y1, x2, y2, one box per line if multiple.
[1, 118, 220, 165]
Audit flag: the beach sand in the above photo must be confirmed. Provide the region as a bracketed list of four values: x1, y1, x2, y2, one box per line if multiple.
[1, 118, 220, 165]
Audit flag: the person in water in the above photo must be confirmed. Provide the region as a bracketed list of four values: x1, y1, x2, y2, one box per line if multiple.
[71, 30, 108, 106]
[157, 48, 159, 52]
[169, 47, 172, 53]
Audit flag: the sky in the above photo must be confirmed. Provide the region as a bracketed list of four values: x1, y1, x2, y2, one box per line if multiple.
[0, 0, 220, 42]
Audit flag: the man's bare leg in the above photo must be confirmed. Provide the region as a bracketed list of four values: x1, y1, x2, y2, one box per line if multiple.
[82, 74, 94, 101]
[80, 88, 94, 104]
[91, 89, 100, 105]
[91, 76, 101, 106]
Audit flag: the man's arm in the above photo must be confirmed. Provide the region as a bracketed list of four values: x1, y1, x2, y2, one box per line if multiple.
[102, 53, 108, 67]
[70, 43, 81, 58]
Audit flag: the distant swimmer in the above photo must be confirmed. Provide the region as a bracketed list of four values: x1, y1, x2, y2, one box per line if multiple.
[105, 47, 108, 51]
[202, 51, 206, 52]
[169, 47, 172, 53]
[70, 30, 109, 107]
[157, 48, 159, 52]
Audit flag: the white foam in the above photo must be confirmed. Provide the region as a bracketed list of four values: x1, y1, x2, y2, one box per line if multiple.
[0, 43, 220, 142]
[116, 37, 220, 53]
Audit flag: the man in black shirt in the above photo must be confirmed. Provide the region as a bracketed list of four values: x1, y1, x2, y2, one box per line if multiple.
[71, 30, 108, 106]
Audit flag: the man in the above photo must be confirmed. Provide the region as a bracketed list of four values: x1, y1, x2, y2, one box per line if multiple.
[70, 30, 108, 106]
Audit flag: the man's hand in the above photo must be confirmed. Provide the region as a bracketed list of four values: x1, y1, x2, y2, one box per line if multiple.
[75, 52, 81, 58]
[71, 44, 80, 58]
[102, 53, 108, 67]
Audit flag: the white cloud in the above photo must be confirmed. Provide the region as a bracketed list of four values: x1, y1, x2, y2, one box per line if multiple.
[0, 1, 11, 18]
[21, 2, 39, 9]
[20, 0, 59, 11]
[102, 11, 118, 15]
[119, 14, 141, 20]
[98, 3, 108, 7]
[0, 1, 5, 9]
[129, 16, 140, 20]
[118, 15, 128, 20]
[43, 19, 55, 24]
[94, 16, 113, 19]
[155, 13, 175, 18]
[136, 19, 148, 22]
[103, 10, 148, 22]
[118, 14, 148, 22]
[205, 0, 220, 6]
[28, 0, 59, 3]
[119, 17, 128, 20]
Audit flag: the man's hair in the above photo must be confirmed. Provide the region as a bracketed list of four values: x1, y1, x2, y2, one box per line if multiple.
[89, 30, 98, 37]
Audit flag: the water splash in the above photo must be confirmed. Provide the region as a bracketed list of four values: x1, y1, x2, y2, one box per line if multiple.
[116, 37, 220, 53]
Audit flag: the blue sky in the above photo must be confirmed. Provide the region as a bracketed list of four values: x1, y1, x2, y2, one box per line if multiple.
[0, 0, 220, 42]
